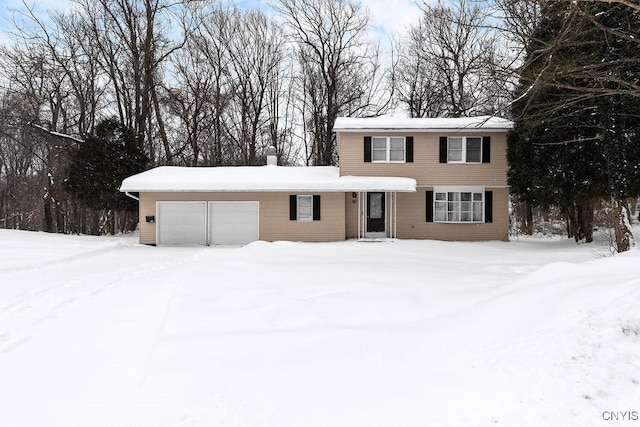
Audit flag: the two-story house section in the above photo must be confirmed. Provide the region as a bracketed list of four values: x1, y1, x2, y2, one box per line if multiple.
[120, 116, 512, 245]
[334, 116, 513, 242]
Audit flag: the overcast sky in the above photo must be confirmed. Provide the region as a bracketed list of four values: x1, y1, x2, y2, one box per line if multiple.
[0, 0, 424, 46]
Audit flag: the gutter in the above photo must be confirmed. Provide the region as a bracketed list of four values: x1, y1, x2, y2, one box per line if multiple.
[124, 191, 140, 201]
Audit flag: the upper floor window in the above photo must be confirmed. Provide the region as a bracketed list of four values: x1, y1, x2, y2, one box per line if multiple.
[440, 136, 490, 164]
[364, 136, 413, 163]
[373, 137, 405, 162]
[447, 137, 481, 163]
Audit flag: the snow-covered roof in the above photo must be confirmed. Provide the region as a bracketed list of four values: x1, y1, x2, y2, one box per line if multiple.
[333, 115, 513, 132]
[120, 166, 416, 193]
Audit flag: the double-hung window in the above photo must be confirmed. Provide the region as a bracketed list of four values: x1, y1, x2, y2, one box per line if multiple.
[447, 137, 482, 163]
[290, 195, 321, 221]
[372, 136, 406, 162]
[297, 195, 313, 221]
[433, 188, 484, 223]
[440, 136, 490, 163]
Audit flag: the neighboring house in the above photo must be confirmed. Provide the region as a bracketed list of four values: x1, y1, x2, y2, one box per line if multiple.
[120, 116, 512, 245]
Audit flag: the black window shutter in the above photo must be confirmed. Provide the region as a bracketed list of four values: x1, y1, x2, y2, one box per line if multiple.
[313, 195, 321, 221]
[426, 191, 434, 222]
[406, 137, 414, 163]
[485, 191, 493, 223]
[439, 137, 447, 163]
[364, 136, 372, 162]
[289, 195, 297, 220]
[482, 136, 491, 163]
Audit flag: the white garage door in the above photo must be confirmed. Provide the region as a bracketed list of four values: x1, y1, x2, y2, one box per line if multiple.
[157, 202, 207, 246]
[209, 202, 259, 245]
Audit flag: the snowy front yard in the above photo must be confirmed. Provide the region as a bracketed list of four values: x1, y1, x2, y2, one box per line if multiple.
[0, 230, 638, 426]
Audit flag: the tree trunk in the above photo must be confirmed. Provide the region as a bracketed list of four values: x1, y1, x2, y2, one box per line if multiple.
[564, 205, 579, 241]
[55, 198, 65, 234]
[43, 197, 54, 233]
[613, 196, 634, 253]
[577, 198, 594, 243]
[525, 202, 533, 235]
[92, 209, 100, 236]
[108, 209, 116, 236]
[151, 84, 172, 165]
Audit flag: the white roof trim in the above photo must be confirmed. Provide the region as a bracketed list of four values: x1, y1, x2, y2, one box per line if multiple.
[120, 166, 417, 193]
[333, 115, 513, 132]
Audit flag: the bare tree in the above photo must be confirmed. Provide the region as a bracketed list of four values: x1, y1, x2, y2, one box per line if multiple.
[184, 4, 235, 166]
[167, 3, 294, 167]
[265, 51, 299, 166]
[0, 37, 78, 233]
[74, 0, 187, 164]
[224, 9, 287, 165]
[271, 0, 387, 165]
[0, 91, 44, 231]
[393, 0, 506, 118]
[493, 0, 544, 55]
[44, 13, 107, 137]
[167, 5, 228, 166]
[390, 32, 447, 117]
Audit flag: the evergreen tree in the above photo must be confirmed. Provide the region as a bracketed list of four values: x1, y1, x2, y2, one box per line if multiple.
[65, 118, 148, 234]
[508, 1, 640, 251]
[585, 2, 640, 251]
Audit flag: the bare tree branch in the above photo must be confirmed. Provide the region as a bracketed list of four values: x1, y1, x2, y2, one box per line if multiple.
[28, 122, 84, 144]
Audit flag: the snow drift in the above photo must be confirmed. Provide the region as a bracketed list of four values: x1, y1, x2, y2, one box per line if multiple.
[0, 230, 638, 426]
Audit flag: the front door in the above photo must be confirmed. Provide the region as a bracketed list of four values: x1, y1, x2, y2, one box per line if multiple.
[367, 192, 385, 235]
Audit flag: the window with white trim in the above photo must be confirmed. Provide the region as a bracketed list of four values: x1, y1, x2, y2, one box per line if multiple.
[434, 189, 484, 222]
[372, 136, 406, 162]
[447, 137, 482, 163]
[297, 195, 313, 221]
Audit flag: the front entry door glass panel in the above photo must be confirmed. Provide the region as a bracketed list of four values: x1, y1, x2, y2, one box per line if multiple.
[367, 192, 385, 233]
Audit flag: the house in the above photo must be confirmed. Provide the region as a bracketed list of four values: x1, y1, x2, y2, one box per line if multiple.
[119, 116, 512, 245]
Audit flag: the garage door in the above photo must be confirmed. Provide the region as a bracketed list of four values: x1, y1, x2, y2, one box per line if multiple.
[209, 202, 259, 245]
[157, 202, 207, 246]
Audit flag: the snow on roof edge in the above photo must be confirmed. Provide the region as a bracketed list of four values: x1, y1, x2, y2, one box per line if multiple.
[119, 166, 416, 193]
[333, 115, 513, 132]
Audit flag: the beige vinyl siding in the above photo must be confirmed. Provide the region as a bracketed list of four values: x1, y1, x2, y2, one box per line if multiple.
[139, 192, 345, 245]
[344, 193, 359, 238]
[344, 187, 509, 241]
[338, 131, 508, 187]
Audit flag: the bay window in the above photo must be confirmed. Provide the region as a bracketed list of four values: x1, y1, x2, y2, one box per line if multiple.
[432, 187, 486, 223]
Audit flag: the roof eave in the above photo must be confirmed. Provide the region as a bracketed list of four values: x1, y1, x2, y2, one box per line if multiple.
[120, 187, 417, 193]
[333, 127, 512, 133]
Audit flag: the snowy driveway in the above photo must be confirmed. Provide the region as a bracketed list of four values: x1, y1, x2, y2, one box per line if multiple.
[0, 230, 638, 426]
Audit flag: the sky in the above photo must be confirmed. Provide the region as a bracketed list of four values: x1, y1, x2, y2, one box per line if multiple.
[0, 0, 73, 45]
[0, 0, 423, 46]
[366, 0, 423, 34]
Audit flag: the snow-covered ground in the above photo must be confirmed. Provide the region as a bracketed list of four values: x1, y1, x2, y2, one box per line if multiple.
[0, 230, 638, 426]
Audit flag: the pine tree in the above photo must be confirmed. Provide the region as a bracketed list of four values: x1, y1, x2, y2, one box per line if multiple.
[65, 118, 148, 234]
[508, 1, 640, 251]
[584, 2, 640, 251]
